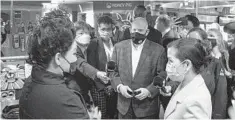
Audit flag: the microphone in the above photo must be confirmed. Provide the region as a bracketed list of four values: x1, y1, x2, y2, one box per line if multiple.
[153, 72, 167, 87]
[153, 72, 169, 93]
[105, 61, 116, 77]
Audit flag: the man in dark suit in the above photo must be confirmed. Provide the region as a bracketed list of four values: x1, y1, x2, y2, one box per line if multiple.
[123, 5, 162, 44]
[111, 17, 167, 119]
[154, 14, 179, 48]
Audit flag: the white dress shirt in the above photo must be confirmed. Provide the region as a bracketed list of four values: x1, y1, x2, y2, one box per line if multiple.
[117, 40, 146, 92]
[131, 40, 145, 77]
[103, 39, 114, 61]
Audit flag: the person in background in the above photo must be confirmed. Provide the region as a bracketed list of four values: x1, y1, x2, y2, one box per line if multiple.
[87, 15, 118, 119]
[123, 5, 162, 44]
[164, 38, 212, 119]
[18, 22, 25, 33]
[19, 8, 89, 119]
[27, 22, 34, 33]
[208, 29, 232, 78]
[224, 22, 235, 70]
[111, 17, 167, 119]
[223, 21, 235, 119]
[187, 27, 228, 119]
[177, 15, 200, 38]
[184, 15, 200, 30]
[154, 14, 179, 48]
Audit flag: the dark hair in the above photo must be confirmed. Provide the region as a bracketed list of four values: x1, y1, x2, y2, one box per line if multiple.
[74, 21, 91, 33]
[167, 38, 210, 73]
[97, 15, 114, 26]
[133, 5, 146, 18]
[29, 8, 75, 68]
[187, 27, 212, 55]
[185, 15, 200, 28]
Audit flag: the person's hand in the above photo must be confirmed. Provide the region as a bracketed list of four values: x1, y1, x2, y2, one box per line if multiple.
[87, 105, 101, 120]
[225, 70, 232, 78]
[160, 86, 172, 96]
[119, 84, 133, 98]
[134, 88, 150, 100]
[96, 71, 110, 84]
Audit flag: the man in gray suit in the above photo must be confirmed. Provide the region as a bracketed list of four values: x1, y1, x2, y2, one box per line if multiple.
[111, 17, 167, 119]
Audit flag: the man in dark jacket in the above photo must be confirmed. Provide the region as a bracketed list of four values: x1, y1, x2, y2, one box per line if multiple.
[154, 14, 179, 48]
[19, 9, 90, 119]
[123, 5, 162, 44]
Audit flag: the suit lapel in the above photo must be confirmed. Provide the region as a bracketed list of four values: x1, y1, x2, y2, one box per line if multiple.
[126, 40, 133, 80]
[133, 40, 151, 80]
[98, 38, 107, 71]
[164, 98, 179, 118]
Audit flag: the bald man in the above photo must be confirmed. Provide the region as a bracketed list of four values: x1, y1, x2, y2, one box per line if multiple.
[111, 17, 167, 119]
[123, 5, 162, 44]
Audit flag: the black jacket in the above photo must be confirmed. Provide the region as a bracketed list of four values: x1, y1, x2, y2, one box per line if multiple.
[19, 66, 89, 119]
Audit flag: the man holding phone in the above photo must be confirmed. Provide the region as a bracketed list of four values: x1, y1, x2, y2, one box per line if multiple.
[111, 17, 167, 119]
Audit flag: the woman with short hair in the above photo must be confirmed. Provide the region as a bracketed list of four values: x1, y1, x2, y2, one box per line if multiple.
[164, 38, 212, 119]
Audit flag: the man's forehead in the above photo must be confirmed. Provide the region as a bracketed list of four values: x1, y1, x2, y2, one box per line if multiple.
[99, 23, 112, 28]
[131, 18, 148, 29]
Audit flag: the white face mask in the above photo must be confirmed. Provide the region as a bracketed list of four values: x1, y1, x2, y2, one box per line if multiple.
[75, 33, 91, 45]
[166, 61, 188, 82]
[99, 30, 113, 39]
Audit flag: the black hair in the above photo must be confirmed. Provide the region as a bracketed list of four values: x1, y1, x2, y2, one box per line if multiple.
[185, 15, 200, 28]
[97, 15, 114, 26]
[133, 5, 147, 18]
[167, 38, 211, 73]
[29, 7, 75, 68]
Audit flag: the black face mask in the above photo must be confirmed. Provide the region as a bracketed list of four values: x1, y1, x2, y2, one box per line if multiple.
[208, 38, 217, 48]
[131, 32, 147, 45]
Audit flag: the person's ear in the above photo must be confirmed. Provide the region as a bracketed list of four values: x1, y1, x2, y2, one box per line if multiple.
[184, 59, 192, 71]
[54, 53, 62, 66]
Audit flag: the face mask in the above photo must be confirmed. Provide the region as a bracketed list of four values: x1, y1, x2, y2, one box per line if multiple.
[75, 34, 91, 46]
[99, 30, 113, 39]
[209, 38, 217, 48]
[131, 32, 147, 45]
[165, 61, 188, 82]
[59, 56, 72, 77]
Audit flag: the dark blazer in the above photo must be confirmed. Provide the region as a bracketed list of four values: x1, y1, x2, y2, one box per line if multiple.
[229, 48, 235, 70]
[201, 58, 228, 119]
[111, 39, 167, 118]
[161, 29, 179, 48]
[123, 26, 162, 44]
[19, 66, 89, 119]
[87, 38, 109, 90]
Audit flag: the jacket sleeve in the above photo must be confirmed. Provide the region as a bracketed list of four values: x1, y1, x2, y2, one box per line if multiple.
[147, 47, 167, 98]
[110, 46, 122, 91]
[183, 100, 211, 119]
[76, 56, 98, 80]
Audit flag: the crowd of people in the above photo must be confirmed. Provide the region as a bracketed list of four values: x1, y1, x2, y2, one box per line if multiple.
[13, 4, 235, 119]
